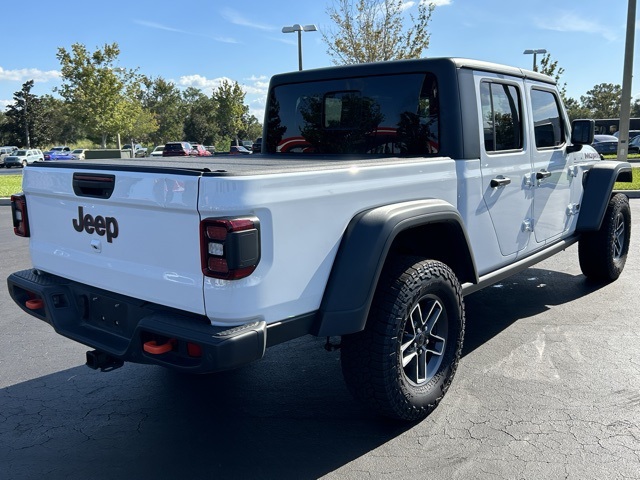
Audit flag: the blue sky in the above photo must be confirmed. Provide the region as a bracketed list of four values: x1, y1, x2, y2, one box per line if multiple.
[1, 0, 638, 121]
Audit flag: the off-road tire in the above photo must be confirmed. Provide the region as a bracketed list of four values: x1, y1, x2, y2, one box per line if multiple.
[341, 257, 465, 422]
[579, 193, 631, 281]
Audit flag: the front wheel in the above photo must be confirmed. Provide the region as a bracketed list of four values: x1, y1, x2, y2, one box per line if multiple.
[22, 160, 27, 167]
[579, 193, 631, 281]
[341, 257, 465, 422]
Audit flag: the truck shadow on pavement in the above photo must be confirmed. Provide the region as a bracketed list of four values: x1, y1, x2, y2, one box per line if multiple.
[0, 268, 607, 480]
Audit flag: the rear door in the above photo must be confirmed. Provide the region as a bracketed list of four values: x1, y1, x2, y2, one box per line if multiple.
[527, 85, 573, 244]
[22, 165, 206, 314]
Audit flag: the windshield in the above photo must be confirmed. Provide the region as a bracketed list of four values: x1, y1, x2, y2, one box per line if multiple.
[266, 73, 440, 155]
[16, 150, 27, 156]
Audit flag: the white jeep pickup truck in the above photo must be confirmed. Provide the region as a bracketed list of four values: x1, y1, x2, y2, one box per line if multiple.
[7, 58, 632, 421]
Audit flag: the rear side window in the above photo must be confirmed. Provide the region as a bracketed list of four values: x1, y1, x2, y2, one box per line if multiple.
[531, 89, 565, 148]
[480, 81, 522, 152]
[266, 73, 439, 155]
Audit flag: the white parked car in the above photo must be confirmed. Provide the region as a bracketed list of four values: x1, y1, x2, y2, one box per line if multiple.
[72, 148, 88, 160]
[2, 148, 44, 168]
[149, 146, 164, 157]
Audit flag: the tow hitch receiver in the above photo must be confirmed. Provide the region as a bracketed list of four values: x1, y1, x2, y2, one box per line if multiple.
[86, 350, 124, 372]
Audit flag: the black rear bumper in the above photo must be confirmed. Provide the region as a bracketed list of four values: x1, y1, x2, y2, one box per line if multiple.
[7, 269, 272, 373]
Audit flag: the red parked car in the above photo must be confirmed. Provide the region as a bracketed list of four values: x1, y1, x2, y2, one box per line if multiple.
[190, 144, 212, 156]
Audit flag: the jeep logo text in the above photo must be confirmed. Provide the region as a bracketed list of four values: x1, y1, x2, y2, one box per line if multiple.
[72, 206, 119, 243]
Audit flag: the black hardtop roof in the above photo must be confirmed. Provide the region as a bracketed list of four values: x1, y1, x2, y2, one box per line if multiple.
[269, 57, 555, 87]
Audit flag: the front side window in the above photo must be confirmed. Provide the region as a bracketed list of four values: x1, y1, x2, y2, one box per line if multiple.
[265, 73, 439, 155]
[481, 81, 522, 152]
[531, 89, 565, 148]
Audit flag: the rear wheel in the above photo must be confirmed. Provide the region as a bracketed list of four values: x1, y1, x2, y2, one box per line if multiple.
[341, 257, 465, 421]
[579, 193, 631, 281]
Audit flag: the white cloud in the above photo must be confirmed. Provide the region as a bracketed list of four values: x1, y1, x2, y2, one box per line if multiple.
[0, 99, 14, 110]
[533, 11, 617, 41]
[423, 0, 452, 6]
[0, 67, 60, 83]
[177, 75, 234, 91]
[220, 8, 276, 31]
[176, 74, 269, 120]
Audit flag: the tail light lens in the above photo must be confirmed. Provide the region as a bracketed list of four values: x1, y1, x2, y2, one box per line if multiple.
[11, 194, 30, 237]
[201, 217, 260, 279]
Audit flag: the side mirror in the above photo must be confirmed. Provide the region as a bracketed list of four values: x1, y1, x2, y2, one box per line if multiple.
[571, 119, 595, 145]
[567, 119, 595, 153]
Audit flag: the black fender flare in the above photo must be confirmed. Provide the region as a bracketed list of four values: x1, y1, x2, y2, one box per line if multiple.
[577, 161, 633, 232]
[313, 199, 477, 337]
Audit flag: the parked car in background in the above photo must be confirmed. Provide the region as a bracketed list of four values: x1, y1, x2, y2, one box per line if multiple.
[162, 141, 193, 157]
[149, 146, 164, 157]
[613, 130, 640, 140]
[242, 140, 253, 150]
[122, 144, 147, 158]
[190, 144, 212, 156]
[252, 137, 262, 153]
[229, 145, 252, 155]
[71, 148, 87, 160]
[591, 135, 618, 155]
[2, 148, 44, 168]
[47, 150, 76, 161]
[205, 145, 216, 154]
[0, 146, 18, 161]
[44, 146, 72, 160]
[629, 135, 640, 154]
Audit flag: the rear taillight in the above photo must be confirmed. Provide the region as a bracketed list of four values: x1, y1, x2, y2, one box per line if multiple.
[11, 193, 30, 237]
[201, 217, 260, 279]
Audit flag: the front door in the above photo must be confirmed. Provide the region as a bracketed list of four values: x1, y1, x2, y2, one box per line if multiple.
[477, 75, 532, 257]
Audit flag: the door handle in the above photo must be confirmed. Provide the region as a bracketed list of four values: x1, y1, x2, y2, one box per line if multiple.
[536, 169, 552, 180]
[490, 175, 511, 188]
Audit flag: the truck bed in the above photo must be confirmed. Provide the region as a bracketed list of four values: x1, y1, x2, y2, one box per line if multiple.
[30, 154, 445, 176]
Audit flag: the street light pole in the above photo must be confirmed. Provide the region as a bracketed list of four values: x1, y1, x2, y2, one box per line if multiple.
[523, 49, 547, 71]
[282, 24, 317, 71]
[617, 0, 637, 161]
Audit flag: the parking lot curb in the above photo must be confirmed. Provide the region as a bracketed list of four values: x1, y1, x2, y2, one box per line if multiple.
[0, 198, 10, 206]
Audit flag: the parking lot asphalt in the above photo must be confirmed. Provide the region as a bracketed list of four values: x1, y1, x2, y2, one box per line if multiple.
[1, 203, 640, 480]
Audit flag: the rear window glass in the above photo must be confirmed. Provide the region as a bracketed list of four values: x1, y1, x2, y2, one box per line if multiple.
[165, 143, 184, 151]
[265, 73, 439, 155]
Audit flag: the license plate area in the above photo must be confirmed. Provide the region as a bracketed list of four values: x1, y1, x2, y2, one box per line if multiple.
[80, 293, 129, 335]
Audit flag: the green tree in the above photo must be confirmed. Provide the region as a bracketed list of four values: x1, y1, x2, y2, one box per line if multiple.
[5, 81, 51, 147]
[538, 53, 567, 100]
[213, 80, 248, 147]
[563, 97, 593, 123]
[56, 43, 132, 147]
[0, 110, 11, 145]
[141, 77, 185, 146]
[323, 0, 435, 64]
[40, 95, 85, 145]
[580, 83, 622, 119]
[238, 112, 262, 142]
[631, 98, 640, 118]
[182, 87, 217, 144]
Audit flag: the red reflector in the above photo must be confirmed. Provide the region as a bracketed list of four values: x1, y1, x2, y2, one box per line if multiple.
[208, 257, 229, 274]
[187, 343, 202, 357]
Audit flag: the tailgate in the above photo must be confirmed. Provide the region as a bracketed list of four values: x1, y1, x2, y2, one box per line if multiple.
[22, 165, 205, 315]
